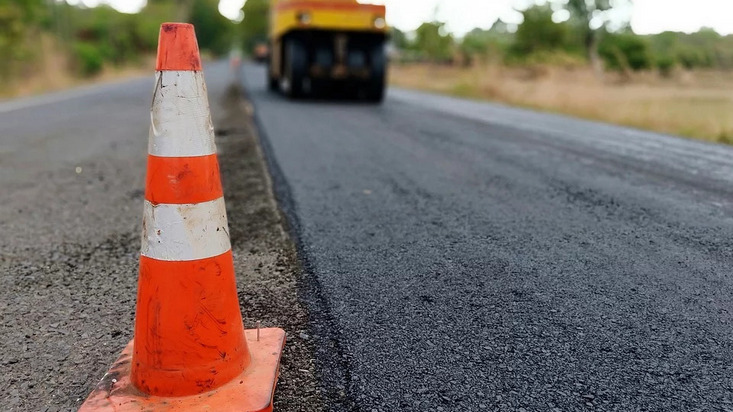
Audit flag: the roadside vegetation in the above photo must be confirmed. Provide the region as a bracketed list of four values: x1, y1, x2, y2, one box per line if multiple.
[0, 0, 236, 97]
[389, 2, 733, 144]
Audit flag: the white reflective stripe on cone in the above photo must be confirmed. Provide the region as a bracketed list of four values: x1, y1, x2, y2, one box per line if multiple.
[149, 71, 216, 158]
[141, 197, 231, 261]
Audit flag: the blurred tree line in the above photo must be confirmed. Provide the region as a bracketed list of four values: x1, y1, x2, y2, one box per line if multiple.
[0, 0, 235, 83]
[392, 1, 733, 76]
[3, 0, 733, 86]
[235, 0, 733, 76]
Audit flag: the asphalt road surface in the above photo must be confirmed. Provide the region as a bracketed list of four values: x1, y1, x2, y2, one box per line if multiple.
[0, 62, 319, 411]
[2, 60, 732, 412]
[243, 63, 733, 411]
[1, 73, 153, 411]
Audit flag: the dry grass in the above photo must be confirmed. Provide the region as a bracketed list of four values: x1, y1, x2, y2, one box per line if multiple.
[389, 63, 733, 144]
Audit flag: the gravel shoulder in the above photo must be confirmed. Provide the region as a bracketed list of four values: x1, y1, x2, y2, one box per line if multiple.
[216, 82, 322, 411]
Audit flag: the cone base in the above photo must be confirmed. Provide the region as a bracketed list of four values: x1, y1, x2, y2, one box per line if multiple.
[79, 328, 285, 412]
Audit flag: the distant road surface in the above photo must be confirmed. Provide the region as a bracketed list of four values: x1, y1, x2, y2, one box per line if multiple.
[243, 62, 733, 411]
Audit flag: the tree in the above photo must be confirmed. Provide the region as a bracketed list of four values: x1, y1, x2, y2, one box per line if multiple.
[390, 27, 409, 50]
[564, 0, 630, 74]
[241, 0, 268, 52]
[460, 28, 491, 64]
[147, 0, 193, 21]
[460, 28, 510, 65]
[190, 0, 234, 56]
[512, 4, 569, 56]
[490, 18, 511, 34]
[0, 0, 45, 79]
[599, 32, 651, 73]
[413, 21, 454, 62]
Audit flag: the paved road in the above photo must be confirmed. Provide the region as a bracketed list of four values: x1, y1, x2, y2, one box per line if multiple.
[243, 63, 733, 411]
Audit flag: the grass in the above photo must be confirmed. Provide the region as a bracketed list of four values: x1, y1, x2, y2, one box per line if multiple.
[389, 63, 733, 145]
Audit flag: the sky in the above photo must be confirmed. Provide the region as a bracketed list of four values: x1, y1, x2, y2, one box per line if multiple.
[66, 0, 733, 37]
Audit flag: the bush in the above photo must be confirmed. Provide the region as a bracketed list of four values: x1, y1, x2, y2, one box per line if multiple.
[190, 0, 234, 56]
[655, 55, 676, 77]
[73, 41, 104, 76]
[677, 47, 712, 69]
[412, 21, 454, 62]
[460, 28, 510, 65]
[511, 5, 570, 57]
[599, 33, 652, 71]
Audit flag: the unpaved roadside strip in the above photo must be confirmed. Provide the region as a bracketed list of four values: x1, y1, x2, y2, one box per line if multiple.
[214, 84, 323, 411]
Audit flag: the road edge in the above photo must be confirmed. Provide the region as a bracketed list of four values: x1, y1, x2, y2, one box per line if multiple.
[240, 73, 360, 411]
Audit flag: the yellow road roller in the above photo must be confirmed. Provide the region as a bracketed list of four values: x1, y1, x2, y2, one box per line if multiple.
[267, 0, 388, 102]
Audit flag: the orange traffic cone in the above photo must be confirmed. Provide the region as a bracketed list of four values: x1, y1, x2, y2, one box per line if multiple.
[78, 23, 285, 412]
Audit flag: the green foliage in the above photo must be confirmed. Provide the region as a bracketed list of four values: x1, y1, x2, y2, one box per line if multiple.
[148, 0, 193, 21]
[459, 27, 513, 64]
[599, 32, 651, 71]
[71, 6, 137, 63]
[566, 0, 613, 25]
[1, 0, 236, 84]
[647, 29, 733, 70]
[564, 0, 625, 37]
[390, 27, 409, 50]
[564, 0, 631, 69]
[655, 54, 676, 76]
[57, 3, 164, 74]
[190, 0, 234, 56]
[511, 5, 570, 57]
[73, 41, 105, 75]
[241, 0, 269, 52]
[461, 29, 491, 58]
[0, 0, 45, 79]
[413, 21, 454, 62]
[0, 4, 27, 59]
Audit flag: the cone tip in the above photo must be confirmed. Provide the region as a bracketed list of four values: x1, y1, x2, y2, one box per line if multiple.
[156, 23, 202, 71]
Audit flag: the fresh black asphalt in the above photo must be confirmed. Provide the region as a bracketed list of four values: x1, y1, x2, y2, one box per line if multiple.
[243, 63, 733, 411]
